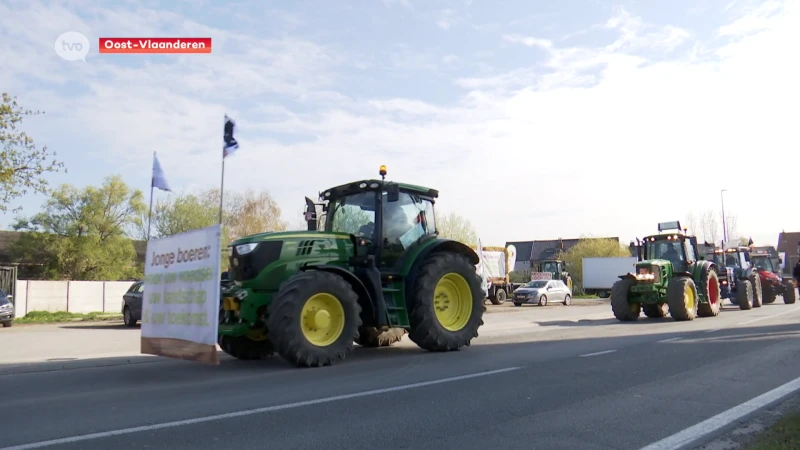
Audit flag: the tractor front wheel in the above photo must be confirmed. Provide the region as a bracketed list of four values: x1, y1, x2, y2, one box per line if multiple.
[749, 274, 763, 308]
[736, 280, 754, 310]
[763, 285, 778, 304]
[218, 335, 275, 360]
[611, 279, 640, 321]
[667, 276, 699, 321]
[267, 270, 362, 367]
[407, 252, 484, 352]
[356, 326, 407, 348]
[782, 279, 797, 304]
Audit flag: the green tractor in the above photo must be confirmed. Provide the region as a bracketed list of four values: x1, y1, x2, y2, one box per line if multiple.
[611, 221, 722, 321]
[218, 166, 485, 367]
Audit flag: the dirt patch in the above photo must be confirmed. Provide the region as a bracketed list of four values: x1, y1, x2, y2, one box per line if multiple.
[695, 393, 800, 449]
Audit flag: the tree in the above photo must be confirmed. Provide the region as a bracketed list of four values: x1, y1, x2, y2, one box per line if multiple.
[225, 189, 287, 239]
[434, 211, 478, 246]
[723, 212, 738, 243]
[9, 175, 145, 280]
[737, 236, 750, 246]
[699, 209, 720, 245]
[561, 237, 632, 294]
[0, 93, 65, 212]
[685, 211, 698, 237]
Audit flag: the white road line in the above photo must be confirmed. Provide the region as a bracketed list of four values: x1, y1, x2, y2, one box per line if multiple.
[737, 306, 800, 326]
[705, 329, 720, 333]
[657, 337, 683, 343]
[0, 367, 521, 450]
[639, 374, 800, 450]
[579, 349, 617, 357]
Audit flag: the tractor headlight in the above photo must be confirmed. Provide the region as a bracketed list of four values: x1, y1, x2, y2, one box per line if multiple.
[635, 273, 656, 281]
[235, 243, 259, 255]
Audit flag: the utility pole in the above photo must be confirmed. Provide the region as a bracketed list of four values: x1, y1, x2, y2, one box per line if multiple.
[720, 189, 728, 243]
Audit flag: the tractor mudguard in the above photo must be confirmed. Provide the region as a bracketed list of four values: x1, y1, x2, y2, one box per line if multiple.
[300, 264, 384, 326]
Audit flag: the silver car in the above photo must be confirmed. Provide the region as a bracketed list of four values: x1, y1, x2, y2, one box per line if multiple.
[512, 279, 572, 306]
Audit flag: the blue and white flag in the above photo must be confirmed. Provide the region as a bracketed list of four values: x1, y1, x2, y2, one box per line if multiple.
[151, 152, 171, 192]
[223, 114, 239, 158]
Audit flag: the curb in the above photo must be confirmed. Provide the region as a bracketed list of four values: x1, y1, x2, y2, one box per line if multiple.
[0, 355, 164, 376]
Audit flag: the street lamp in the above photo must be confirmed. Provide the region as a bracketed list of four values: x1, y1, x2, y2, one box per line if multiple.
[720, 189, 728, 243]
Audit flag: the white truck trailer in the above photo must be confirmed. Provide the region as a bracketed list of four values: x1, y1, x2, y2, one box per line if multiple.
[582, 256, 638, 298]
[472, 243, 523, 305]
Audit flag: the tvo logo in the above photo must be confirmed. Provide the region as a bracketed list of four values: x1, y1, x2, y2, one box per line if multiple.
[55, 31, 90, 62]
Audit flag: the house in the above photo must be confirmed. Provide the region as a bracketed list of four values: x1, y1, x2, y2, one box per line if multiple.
[777, 231, 800, 274]
[504, 240, 533, 273]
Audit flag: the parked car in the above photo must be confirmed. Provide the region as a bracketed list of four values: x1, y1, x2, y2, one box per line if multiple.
[0, 288, 14, 327]
[121, 281, 144, 327]
[512, 279, 572, 306]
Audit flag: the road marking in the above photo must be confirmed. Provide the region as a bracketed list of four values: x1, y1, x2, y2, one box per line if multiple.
[579, 349, 617, 357]
[639, 374, 800, 450]
[0, 366, 521, 450]
[705, 329, 720, 333]
[657, 337, 683, 343]
[737, 306, 800, 326]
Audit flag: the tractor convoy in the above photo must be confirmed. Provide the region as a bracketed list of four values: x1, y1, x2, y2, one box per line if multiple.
[215, 171, 795, 367]
[219, 166, 485, 367]
[611, 221, 796, 322]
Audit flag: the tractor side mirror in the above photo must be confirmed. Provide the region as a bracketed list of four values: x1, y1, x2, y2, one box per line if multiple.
[304, 197, 317, 231]
[386, 183, 400, 202]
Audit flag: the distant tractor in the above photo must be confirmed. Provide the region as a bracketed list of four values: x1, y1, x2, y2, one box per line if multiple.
[531, 259, 573, 292]
[747, 247, 796, 305]
[611, 221, 722, 321]
[219, 166, 485, 367]
[708, 245, 762, 310]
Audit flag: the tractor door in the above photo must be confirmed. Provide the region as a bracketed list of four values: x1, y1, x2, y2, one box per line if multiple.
[379, 191, 433, 269]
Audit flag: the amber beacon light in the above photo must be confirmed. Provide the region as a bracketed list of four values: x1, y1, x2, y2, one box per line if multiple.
[379, 165, 387, 177]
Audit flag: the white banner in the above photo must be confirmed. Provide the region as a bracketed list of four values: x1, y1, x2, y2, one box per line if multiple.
[482, 251, 506, 278]
[141, 224, 221, 365]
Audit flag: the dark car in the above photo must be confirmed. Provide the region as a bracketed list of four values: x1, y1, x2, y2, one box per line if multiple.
[0, 288, 14, 327]
[121, 281, 143, 327]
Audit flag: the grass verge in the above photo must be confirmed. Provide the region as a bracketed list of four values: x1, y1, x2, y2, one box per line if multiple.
[746, 412, 800, 450]
[13, 311, 124, 324]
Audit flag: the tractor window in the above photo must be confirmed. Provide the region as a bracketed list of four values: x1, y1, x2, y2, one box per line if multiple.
[541, 261, 559, 274]
[382, 192, 427, 249]
[725, 253, 739, 267]
[327, 192, 377, 238]
[647, 240, 686, 268]
[753, 257, 774, 272]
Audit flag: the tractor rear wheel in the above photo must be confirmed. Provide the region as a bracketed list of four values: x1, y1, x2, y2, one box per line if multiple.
[356, 326, 407, 347]
[490, 289, 507, 305]
[218, 335, 275, 360]
[697, 269, 721, 318]
[611, 279, 640, 321]
[749, 274, 763, 308]
[642, 303, 668, 318]
[407, 252, 484, 352]
[736, 280, 753, 310]
[783, 279, 797, 304]
[267, 270, 362, 367]
[667, 276, 699, 321]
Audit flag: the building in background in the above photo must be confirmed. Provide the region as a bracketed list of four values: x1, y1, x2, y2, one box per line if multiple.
[777, 231, 800, 275]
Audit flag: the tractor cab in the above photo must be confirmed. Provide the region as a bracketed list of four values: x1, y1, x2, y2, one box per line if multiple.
[303, 165, 440, 269]
[532, 259, 572, 291]
[637, 221, 699, 275]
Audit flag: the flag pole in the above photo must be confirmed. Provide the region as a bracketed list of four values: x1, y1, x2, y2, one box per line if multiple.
[147, 151, 156, 240]
[218, 157, 225, 225]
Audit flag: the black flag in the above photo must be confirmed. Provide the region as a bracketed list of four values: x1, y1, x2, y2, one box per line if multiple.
[223, 114, 239, 158]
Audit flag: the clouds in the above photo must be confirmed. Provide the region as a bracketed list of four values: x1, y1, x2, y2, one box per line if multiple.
[1, 0, 797, 248]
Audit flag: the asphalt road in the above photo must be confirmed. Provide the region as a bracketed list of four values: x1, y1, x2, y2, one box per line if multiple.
[1, 297, 800, 450]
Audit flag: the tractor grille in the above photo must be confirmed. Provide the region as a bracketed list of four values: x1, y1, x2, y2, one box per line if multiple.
[229, 241, 283, 282]
[635, 265, 659, 283]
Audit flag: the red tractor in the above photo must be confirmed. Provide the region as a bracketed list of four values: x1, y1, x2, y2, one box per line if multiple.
[746, 247, 796, 304]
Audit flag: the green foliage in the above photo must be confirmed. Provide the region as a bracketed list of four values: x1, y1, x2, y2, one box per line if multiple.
[14, 310, 122, 324]
[330, 206, 373, 235]
[509, 270, 530, 283]
[9, 175, 145, 280]
[0, 93, 65, 212]
[562, 237, 632, 293]
[434, 211, 478, 246]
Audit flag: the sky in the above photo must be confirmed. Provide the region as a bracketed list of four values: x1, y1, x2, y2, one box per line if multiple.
[1, 0, 798, 248]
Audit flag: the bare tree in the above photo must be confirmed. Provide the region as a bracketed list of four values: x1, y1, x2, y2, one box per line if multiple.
[723, 212, 738, 243]
[699, 209, 720, 245]
[685, 211, 698, 236]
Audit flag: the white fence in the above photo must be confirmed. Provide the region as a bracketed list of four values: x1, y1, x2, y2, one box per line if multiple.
[11, 280, 136, 317]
